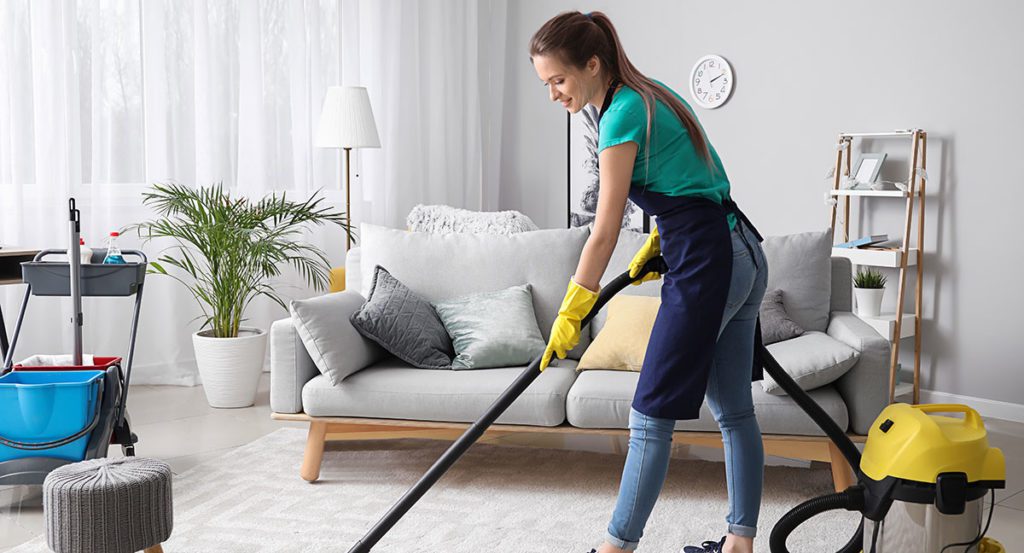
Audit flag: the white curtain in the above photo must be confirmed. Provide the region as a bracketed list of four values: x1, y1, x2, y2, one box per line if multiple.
[0, 0, 506, 385]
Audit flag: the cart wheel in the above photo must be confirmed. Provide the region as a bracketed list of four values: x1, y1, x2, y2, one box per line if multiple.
[123, 444, 136, 457]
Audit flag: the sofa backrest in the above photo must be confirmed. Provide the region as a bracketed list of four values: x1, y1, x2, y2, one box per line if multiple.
[348, 223, 593, 359]
[590, 228, 838, 336]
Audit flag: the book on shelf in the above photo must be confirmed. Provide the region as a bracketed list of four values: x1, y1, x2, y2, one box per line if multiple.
[835, 234, 889, 249]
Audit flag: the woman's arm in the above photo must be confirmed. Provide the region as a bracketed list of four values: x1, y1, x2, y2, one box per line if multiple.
[572, 141, 639, 292]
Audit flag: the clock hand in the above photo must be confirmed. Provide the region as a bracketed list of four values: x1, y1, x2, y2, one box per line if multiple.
[710, 72, 726, 84]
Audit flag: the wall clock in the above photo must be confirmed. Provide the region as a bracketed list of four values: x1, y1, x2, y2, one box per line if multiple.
[689, 54, 733, 109]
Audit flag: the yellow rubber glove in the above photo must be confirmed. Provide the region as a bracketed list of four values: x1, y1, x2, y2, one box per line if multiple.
[628, 223, 661, 285]
[540, 279, 599, 371]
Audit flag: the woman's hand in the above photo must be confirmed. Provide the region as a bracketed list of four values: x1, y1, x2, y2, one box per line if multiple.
[628, 222, 661, 285]
[540, 279, 599, 371]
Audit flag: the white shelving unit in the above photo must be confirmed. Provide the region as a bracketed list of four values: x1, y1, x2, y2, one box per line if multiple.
[830, 247, 919, 268]
[830, 189, 921, 198]
[829, 129, 928, 404]
[855, 312, 916, 342]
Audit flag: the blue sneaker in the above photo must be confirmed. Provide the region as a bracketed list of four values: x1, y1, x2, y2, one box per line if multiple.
[682, 536, 726, 553]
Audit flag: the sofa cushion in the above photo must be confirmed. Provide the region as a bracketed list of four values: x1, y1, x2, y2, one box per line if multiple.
[578, 295, 660, 372]
[432, 283, 546, 370]
[358, 223, 593, 359]
[302, 357, 580, 427]
[288, 290, 386, 386]
[565, 369, 849, 436]
[349, 266, 454, 370]
[762, 229, 832, 333]
[761, 331, 860, 395]
[759, 289, 806, 345]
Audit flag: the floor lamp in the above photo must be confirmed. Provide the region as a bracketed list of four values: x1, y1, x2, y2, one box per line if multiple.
[315, 86, 381, 292]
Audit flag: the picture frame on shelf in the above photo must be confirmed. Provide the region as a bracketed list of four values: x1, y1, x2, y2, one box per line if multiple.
[852, 152, 887, 187]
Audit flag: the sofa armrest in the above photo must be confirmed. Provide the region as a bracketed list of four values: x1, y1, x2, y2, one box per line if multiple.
[827, 312, 891, 435]
[270, 317, 320, 413]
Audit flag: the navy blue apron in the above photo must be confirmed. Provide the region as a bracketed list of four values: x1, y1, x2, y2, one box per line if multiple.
[598, 81, 765, 421]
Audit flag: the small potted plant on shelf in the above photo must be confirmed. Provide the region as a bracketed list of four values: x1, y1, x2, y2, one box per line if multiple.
[854, 267, 887, 318]
[133, 182, 350, 408]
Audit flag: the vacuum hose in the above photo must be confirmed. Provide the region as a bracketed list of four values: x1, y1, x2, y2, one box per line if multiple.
[768, 489, 865, 553]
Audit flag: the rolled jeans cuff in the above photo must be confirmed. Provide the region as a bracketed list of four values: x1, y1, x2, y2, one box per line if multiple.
[729, 523, 757, 538]
[603, 530, 640, 551]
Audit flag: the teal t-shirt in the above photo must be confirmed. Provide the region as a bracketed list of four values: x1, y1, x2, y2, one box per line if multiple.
[598, 81, 736, 229]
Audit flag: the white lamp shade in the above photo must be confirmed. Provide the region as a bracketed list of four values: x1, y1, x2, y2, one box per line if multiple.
[315, 86, 381, 149]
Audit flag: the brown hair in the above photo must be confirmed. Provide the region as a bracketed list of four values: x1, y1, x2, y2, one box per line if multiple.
[529, 11, 715, 175]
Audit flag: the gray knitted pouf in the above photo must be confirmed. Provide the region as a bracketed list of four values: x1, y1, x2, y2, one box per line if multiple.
[43, 457, 172, 553]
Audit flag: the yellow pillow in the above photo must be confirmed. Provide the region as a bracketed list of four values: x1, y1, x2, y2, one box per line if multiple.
[577, 294, 660, 372]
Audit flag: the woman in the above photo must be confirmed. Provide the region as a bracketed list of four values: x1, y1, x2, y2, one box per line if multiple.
[531, 11, 769, 553]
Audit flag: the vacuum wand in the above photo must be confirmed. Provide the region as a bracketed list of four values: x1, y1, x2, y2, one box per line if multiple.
[346, 256, 669, 553]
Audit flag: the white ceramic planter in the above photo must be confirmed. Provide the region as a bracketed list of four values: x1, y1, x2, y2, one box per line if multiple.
[192, 327, 268, 408]
[854, 288, 884, 318]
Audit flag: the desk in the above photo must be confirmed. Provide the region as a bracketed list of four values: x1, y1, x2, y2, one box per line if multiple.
[0, 248, 41, 359]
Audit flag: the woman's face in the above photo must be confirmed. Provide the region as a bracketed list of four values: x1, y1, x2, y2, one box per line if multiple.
[532, 54, 603, 114]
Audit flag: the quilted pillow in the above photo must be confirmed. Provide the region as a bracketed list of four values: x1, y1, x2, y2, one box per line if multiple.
[349, 266, 454, 369]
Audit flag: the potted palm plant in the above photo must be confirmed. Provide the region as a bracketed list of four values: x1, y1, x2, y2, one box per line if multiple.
[853, 267, 887, 318]
[134, 183, 350, 408]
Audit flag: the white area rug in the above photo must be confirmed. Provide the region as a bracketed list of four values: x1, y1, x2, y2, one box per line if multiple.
[12, 428, 861, 552]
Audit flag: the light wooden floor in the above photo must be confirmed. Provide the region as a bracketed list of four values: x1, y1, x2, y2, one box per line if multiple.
[3, 374, 1023, 551]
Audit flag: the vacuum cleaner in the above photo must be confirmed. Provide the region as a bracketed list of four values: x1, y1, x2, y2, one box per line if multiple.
[347, 256, 1006, 553]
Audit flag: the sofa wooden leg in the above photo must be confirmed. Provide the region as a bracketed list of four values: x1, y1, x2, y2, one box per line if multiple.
[301, 421, 328, 482]
[143, 545, 164, 553]
[828, 441, 855, 492]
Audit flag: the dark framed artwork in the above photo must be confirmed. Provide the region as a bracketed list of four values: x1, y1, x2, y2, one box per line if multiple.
[567, 106, 650, 232]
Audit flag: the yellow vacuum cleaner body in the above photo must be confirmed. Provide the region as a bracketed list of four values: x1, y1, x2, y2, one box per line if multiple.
[858, 404, 1006, 552]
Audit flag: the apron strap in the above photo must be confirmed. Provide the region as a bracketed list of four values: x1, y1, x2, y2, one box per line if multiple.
[597, 79, 621, 122]
[721, 198, 764, 242]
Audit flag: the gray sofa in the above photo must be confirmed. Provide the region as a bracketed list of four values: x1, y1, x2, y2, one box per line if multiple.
[270, 224, 890, 487]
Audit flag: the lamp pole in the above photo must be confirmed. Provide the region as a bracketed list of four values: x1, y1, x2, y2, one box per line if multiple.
[344, 146, 352, 252]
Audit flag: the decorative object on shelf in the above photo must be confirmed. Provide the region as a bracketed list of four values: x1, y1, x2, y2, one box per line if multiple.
[853, 268, 887, 318]
[689, 54, 734, 109]
[133, 183, 347, 408]
[835, 234, 889, 249]
[852, 152, 887, 187]
[567, 104, 647, 232]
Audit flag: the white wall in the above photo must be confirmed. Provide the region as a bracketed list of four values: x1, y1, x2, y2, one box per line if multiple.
[500, 0, 1024, 407]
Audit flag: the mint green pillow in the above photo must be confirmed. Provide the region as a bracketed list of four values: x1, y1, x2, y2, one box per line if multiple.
[432, 284, 546, 370]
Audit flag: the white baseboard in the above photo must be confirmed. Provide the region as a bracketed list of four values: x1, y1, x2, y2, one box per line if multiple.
[918, 389, 1024, 424]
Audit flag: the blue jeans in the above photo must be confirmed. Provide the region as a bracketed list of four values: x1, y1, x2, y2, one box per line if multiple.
[605, 222, 769, 550]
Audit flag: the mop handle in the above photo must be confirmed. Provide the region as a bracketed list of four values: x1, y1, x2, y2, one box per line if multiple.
[68, 198, 83, 366]
[346, 256, 669, 553]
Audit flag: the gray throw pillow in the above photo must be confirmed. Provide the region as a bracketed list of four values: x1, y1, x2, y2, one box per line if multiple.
[349, 266, 454, 369]
[760, 289, 806, 345]
[760, 331, 861, 395]
[432, 284, 547, 370]
[289, 291, 386, 386]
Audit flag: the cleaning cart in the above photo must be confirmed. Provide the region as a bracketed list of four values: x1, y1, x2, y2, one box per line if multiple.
[0, 199, 145, 485]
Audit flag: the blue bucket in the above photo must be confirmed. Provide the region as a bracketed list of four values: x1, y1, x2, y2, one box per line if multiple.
[0, 370, 104, 462]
